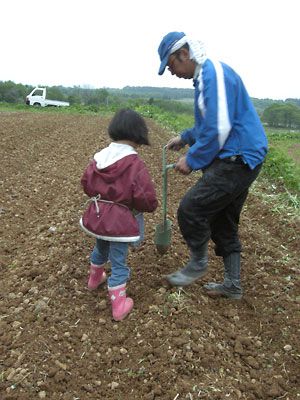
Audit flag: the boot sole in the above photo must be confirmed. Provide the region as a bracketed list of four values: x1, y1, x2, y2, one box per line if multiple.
[87, 274, 107, 291]
[113, 312, 131, 321]
[112, 302, 134, 321]
[163, 269, 208, 287]
[204, 288, 242, 300]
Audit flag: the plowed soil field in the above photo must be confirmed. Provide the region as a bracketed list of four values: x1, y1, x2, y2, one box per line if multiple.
[0, 112, 299, 400]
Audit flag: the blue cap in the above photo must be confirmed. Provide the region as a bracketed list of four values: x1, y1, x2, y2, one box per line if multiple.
[158, 31, 185, 75]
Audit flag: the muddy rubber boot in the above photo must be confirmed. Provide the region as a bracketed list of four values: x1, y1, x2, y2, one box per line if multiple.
[108, 284, 134, 321]
[165, 242, 208, 287]
[88, 264, 107, 290]
[203, 252, 242, 299]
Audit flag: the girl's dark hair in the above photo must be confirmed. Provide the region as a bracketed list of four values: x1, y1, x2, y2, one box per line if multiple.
[108, 108, 149, 145]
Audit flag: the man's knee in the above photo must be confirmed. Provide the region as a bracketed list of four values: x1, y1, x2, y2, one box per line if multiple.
[178, 196, 192, 220]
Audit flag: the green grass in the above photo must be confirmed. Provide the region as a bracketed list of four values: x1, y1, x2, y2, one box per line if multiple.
[262, 146, 300, 190]
[0, 102, 29, 112]
[262, 128, 300, 196]
[134, 104, 193, 133]
[0, 102, 114, 116]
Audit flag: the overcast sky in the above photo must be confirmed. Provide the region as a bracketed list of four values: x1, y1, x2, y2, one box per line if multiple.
[1, 0, 299, 100]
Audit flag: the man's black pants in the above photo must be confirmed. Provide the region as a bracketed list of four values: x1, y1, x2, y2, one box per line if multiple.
[177, 158, 262, 257]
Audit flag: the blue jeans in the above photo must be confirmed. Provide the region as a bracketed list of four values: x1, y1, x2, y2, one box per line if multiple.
[91, 240, 129, 287]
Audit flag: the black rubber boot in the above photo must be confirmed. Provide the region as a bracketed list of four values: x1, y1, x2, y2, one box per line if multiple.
[165, 242, 208, 286]
[203, 252, 242, 299]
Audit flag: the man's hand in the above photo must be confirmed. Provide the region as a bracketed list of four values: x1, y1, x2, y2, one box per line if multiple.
[174, 156, 192, 175]
[166, 136, 186, 151]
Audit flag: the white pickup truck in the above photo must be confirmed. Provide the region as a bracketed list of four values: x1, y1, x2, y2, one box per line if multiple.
[25, 87, 70, 107]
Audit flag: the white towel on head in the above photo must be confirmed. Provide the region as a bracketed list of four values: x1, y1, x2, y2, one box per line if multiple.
[171, 36, 207, 65]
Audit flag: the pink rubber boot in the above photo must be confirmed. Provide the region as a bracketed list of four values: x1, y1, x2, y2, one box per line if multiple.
[108, 284, 134, 321]
[88, 264, 107, 290]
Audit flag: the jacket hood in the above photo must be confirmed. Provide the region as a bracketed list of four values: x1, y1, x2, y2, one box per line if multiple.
[93, 142, 137, 183]
[94, 142, 137, 169]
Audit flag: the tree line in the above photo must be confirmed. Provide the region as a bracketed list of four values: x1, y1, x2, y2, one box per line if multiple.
[262, 103, 300, 129]
[0, 81, 111, 106]
[0, 80, 299, 129]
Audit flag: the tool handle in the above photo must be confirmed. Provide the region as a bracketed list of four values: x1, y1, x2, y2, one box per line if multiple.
[162, 147, 174, 225]
[166, 163, 176, 170]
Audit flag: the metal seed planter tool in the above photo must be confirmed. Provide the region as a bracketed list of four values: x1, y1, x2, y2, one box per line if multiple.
[155, 145, 175, 254]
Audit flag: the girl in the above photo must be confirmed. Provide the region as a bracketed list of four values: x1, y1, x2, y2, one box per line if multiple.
[80, 109, 158, 321]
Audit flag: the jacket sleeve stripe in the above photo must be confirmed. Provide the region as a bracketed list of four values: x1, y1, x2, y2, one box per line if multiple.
[211, 60, 232, 148]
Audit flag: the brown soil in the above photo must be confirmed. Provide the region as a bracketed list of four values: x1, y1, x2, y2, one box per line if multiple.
[0, 112, 299, 400]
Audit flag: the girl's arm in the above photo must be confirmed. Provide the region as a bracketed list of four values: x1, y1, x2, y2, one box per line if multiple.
[132, 163, 158, 213]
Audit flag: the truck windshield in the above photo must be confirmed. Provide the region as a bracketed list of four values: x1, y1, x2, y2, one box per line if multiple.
[33, 90, 43, 96]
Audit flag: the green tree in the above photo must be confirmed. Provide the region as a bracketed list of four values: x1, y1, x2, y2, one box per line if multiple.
[0, 81, 32, 103]
[67, 94, 81, 105]
[262, 103, 300, 129]
[87, 89, 109, 105]
[46, 86, 67, 101]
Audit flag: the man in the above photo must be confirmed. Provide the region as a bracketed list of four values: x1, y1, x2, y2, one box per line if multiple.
[158, 31, 268, 299]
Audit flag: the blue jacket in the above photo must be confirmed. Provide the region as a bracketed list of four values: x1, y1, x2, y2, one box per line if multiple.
[181, 59, 268, 170]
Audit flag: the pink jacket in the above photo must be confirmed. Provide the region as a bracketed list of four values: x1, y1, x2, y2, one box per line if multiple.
[80, 143, 158, 242]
